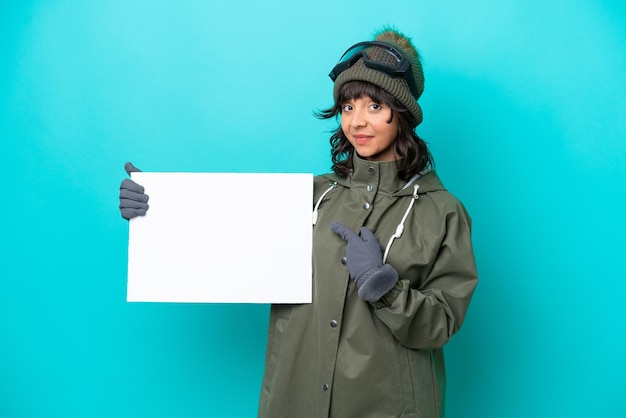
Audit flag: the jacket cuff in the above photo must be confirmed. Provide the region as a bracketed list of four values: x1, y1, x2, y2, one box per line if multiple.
[371, 277, 404, 308]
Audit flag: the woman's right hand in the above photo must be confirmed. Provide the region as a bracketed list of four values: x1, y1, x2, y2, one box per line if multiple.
[119, 162, 149, 220]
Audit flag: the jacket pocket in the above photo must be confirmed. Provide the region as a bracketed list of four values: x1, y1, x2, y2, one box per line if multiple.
[398, 343, 440, 418]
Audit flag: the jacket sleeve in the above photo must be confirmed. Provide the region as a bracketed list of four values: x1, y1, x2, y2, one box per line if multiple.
[372, 205, 478, 350]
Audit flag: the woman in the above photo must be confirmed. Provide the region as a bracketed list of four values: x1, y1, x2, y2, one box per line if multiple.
[120, 28, 477, 418]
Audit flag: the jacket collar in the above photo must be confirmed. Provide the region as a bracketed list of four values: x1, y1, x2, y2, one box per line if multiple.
[321, 156, 446, 196]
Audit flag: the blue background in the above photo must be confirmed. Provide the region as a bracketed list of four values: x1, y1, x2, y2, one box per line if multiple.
[2, 1, 625, 417]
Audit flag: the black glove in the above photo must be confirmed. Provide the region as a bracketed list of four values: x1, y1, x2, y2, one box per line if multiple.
[119, 162, 149, 220]
[331, 222, 398, 302]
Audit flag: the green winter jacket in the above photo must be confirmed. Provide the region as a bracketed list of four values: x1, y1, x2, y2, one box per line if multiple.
[258, 156, 478, 418]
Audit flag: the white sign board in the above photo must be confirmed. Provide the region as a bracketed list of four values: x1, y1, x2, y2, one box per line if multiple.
[127, 172, 313, 303]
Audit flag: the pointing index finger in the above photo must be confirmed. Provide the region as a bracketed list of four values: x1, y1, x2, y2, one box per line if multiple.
[331, 221, 358, 242]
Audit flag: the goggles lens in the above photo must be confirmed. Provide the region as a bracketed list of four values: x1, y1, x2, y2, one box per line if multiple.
[329, 41, 419, 98]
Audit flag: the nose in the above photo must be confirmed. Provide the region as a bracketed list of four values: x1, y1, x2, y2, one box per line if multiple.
[350, 107, 367, 128]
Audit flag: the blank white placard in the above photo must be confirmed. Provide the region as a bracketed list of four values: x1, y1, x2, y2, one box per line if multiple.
[127, 172, 313, 303]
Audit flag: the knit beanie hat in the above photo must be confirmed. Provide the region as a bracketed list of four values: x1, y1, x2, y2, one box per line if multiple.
[333, 28, 424, 126]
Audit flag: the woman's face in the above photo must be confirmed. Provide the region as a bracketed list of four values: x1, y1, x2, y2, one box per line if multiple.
[340, 96, 400, 162]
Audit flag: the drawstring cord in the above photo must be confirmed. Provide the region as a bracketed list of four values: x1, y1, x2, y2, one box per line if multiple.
[382, 184, 419, 264]
[313, 181, 420, 263]
[312, 182, 338, 225]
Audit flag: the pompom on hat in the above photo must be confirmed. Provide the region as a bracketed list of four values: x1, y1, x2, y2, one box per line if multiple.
[332, 28, 424, 126]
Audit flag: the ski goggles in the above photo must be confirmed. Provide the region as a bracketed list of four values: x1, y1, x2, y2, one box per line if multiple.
[329, 41, 419, 98]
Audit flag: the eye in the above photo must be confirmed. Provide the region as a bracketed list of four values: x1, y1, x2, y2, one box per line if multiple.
[342, 104, 353, 112]
[369, 103, 383, 111]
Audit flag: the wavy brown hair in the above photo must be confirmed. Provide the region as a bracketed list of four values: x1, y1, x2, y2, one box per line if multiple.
[316, 81, 433, 181]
